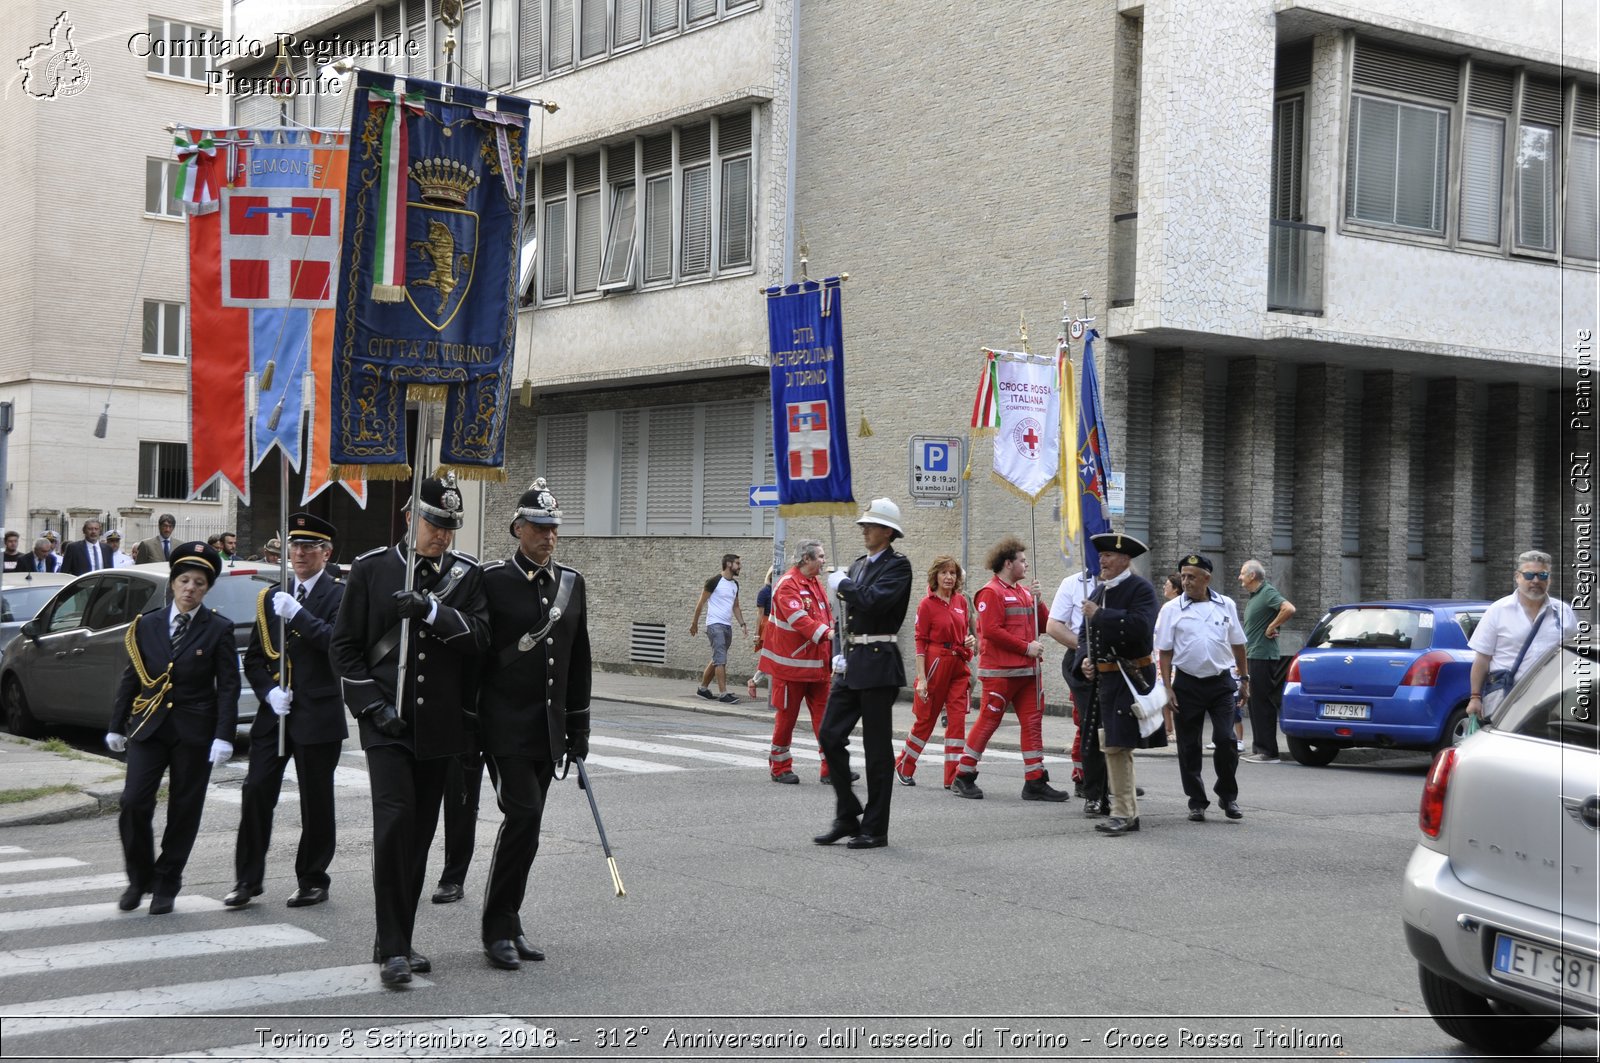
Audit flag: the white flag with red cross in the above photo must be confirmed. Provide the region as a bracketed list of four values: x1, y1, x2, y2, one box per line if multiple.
[985, 349, 1060, 501]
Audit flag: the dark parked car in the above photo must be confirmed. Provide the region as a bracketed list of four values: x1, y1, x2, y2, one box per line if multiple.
[1279, 599, 1490, 766]
[0, 571, 76, 653]
[1, 562, 271, 738]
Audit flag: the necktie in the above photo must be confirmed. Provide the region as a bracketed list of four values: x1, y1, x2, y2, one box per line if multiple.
[88, 545, 98, 572]
[171, 611, 191, 649]
[161, 539, 170, 560]
[295, 583, 308, 604]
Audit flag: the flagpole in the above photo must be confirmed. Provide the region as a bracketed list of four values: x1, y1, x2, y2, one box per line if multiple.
[270, 59, 296, 758]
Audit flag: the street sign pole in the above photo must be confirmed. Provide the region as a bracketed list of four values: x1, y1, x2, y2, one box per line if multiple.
[0, 402, 14, 624]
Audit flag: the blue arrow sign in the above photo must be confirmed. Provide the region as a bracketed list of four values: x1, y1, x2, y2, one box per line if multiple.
[749, 484, 780, 507]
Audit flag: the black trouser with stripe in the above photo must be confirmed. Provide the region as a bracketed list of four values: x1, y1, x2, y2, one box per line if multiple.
[481, 754, 556, 943]
[235, 736, 342, 890]
[365, 746, 448, 957]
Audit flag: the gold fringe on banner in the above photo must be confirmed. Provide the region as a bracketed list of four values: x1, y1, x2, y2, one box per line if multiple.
[330, 463, 412, 482]
[990, 471, 1060, 505]
[777, 501, 859, 518]
[437, 464, 509, 483]
[407, 384, 450, 402]
[858, 412, 873, 437]
[372, 284, 406, 303]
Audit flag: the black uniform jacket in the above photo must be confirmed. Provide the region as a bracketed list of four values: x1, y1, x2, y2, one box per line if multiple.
[836, 547, 914, 690]
[328, 545, 490, 759]
[243, 574, 348, 747]
[478, 554, 592, 760]
[110, 605, 242, 745]
[1080, 572, 1165, 750]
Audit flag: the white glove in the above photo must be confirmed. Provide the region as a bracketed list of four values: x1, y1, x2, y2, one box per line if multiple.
[826, 570, 848, 595]
[271, 591, 301, 621]
[104, 732, 127, 753]
[831, 654, 847, 675]
[208, 739, 233, 767]
[266, 686, 293, 716]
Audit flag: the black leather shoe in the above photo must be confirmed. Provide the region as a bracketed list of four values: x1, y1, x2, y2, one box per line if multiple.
[845, 834, 887, 849]
[513, 936, 545, 962]
[1189, 808, 1207, 822]
[286, 886, 328, 907]
[1095, 816, 1138, 836]
[223, 883, 262, 908]
[431, 882, 464, 904]
[117, 885, 145, 912]
[812, 819, 859, 845]
[379, 955, 412, 986]
[1136, 786, 1146, 796]
[148, 894, 175, 915]
[771, 771, 799, 784]
[1223, 800, 1244, 820]
[484, 940, 521, 970]
[1021, 776, 1069, 802]
[370, 946, 430, 972]
[950, 773, 983, 799]
[1082, 799, 1109, 818]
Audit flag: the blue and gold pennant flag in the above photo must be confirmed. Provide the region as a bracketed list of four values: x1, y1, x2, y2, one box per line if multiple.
[329, 70, 531, 481]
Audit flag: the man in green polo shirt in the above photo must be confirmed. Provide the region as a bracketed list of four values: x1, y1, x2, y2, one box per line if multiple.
[1238, 559, 1295, 763]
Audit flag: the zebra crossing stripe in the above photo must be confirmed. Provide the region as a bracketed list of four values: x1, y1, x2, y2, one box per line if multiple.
[99, 1016, 551, 1059]
[0, 896, 226, 933]
[1, 963, 427, 1037]
[0, 857, 87, 875]
[588, 735, 769, 767]
[0, 924, 323, 979]
[0, 873, 126, 900]
[659, 733, 823, 760]
[0, 845, 28, 854]
[581, 754, 683, 774]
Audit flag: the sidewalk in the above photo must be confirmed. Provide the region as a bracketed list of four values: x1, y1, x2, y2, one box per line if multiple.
[0, 734, 125, 828]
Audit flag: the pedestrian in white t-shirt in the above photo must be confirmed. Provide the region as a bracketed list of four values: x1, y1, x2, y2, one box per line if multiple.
[1468, 549, 1578, 720]
[689, 553, 746, 703]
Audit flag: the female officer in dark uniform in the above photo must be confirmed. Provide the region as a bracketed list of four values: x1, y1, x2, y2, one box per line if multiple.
[106, 541, 240, 914]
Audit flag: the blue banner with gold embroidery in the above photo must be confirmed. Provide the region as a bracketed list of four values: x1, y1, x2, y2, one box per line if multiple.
[765, 278, 855, 517]
[330, 70, 530, 481]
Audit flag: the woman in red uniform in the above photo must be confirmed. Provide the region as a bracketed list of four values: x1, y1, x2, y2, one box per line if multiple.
[895, 555, 975, 788]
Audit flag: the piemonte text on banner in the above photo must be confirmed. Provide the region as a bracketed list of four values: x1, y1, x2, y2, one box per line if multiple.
[329, 69, 531, 481]
[975, 348, 1060, 501]
[183, 127, 367, 508]
[765, 278, 855, 516]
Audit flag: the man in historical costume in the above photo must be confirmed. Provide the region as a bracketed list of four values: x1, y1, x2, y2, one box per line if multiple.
[759, 538, 835, 784]
[329, 474, 491, 986]
[813, 498, 913, 851]
[474, 478, 591, 971]
[227, 513, 345, 910]
[1078, 532, 1164, 836]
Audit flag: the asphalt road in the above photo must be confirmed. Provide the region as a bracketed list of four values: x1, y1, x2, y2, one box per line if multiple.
[1, 699, 1594, 1062]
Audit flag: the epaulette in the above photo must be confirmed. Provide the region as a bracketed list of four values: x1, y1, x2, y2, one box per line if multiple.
[356, 546, 388, 561]
[450, 550, 480, 566]
[482, 559, 507, 570]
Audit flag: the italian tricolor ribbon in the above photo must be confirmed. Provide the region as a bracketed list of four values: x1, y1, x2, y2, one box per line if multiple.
[172, 132, 217, 212]
[368, 86, 425, 303]
[970, 349, 1001, 430]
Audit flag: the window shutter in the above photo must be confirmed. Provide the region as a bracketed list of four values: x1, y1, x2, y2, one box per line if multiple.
[1271, 96, 1304, 220]
[719, 156, 752, 269]
[580, 0, 606, 58]
[1515, 123, 1556, 251]
[1348, 97, 1399, 224]
[406, 0, 427, 75]
[573, 152, 601, 191]
[680, 165, 711, 275]
[142, 302, 160, 355]
[1200, 379, 1225, 549]
[1459, 115, 1504, 244]
[645, 406, 694, 534]
[702, 402, 754, 534]
[1468, 64, 1514, 112]
[380, 5, 401, 70]
[234, 88, 275, 128]
[1347, 96, 1447, 232]
[1352, 40, 1459, 102]
[1394, 106, 1447, 230]
[1123, 362, 1154, 544]
[1564, 135, 1599, 260]
[680, 123, 711, 164]
[542, 414, 587, 530]
[1408, 397, 1425, 559]
[518, 0, 542, 80]
[614, 0, 643, 46]
[687, 0, 717, 23]
[548, 0, 573, 70]
[542, 198, 568, 298]
[164, 303, 183, 357]
[618, 410, 641, 532]
[649, 0, 678, 35]
[1522, 77, 1563, 125]
[487, 0, 512, 85]
[1275, 43, 1311, 91]
[718, 111, 752, 155]
[609, 141, 636, 177]
[1577, 85, 1599, 134]
[574, 190, 601, 293]
[1272, 373, 1296, 553]
[460, 2, 484, 82]
[643, 175, 673, 282]
[642, 133, 673, 174]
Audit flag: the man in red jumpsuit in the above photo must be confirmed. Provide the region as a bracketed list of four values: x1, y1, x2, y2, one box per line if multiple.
[950, 536, 1067, 801]
[759, 539, 836, 784]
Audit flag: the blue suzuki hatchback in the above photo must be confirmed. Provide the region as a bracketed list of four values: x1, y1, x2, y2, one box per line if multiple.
[1279, 600, 1490, 766]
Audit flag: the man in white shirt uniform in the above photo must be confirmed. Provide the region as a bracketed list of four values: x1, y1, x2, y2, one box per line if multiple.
[1467, 549, 1578, 721]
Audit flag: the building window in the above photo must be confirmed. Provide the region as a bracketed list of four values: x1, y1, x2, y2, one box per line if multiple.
[1346, 94, 1448, 234]
[1459, 114, 1505, 245]
[510, 0, 758, 85]
[1567, 134, 1600, 260]
[138, 442, 219, 501]
[1515, 122, 1558, 252]
[146, 18, 218, 82]
[144, 158, 184, 218]
[142, 301, 186, 359]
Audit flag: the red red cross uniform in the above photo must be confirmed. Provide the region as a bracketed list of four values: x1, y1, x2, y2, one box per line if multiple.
[758, 568, 834, 779]
[896, 590, 972, 787]
[956, 576, 1049, 782]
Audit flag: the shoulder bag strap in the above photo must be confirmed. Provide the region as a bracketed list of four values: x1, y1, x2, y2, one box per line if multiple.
[1507, 606, 1552, 682]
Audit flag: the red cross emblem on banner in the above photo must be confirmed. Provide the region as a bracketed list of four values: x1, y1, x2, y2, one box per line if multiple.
[219, 186, 340, 308]
[787, 400, 832, 481]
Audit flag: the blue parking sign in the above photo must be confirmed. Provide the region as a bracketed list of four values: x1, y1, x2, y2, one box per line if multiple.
[923, 442, 949, 471]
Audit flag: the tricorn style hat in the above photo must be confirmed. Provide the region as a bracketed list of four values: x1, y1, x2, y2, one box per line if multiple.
[1090, 531, 1148, 559]
[169, 540, 222, 585]
[1178, 552, 1213, 572]
[286, 512, 336, 544]
[856, 497, 905, 539]
[510, 477, 562, 535]
[404, 472, 466, 530]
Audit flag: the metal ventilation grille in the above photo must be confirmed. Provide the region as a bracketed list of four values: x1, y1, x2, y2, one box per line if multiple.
[1353, 40, 1460, 103]
[1576, 85, 1599, 133]
[1522, 77, 1563, 126]
[630, 622, 667, 665]
[1468, 64, 1514, 112]
[1275, 43, 1312, 90]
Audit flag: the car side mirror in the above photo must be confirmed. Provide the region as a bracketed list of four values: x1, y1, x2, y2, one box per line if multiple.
[20, 619, 38, 641]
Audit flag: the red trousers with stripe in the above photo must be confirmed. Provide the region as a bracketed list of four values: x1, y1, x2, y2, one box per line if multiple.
[769, 676, 832, 779]
[896, 656, 970, 787]
[957, 674, 1046, 782]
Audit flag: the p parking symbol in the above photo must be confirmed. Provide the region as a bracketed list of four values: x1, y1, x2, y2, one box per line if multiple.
[924, 443, 949, 471]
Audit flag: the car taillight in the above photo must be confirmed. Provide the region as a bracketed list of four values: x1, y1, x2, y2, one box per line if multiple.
[1399, 650, 1453, 687]
[1285, 655, 1301, 683]
[1419, 747, 1457, 838]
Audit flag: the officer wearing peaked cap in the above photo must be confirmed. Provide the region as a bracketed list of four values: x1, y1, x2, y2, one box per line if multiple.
[476, 477, 591, 971]
[329, 473, 491, 986]
[227, 513, 345, 911]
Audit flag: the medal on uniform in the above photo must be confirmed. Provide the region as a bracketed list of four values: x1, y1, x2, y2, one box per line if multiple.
[517, 605, 561, 653]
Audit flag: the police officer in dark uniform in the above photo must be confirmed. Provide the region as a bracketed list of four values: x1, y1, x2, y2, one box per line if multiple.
[329, 474, 490, 986]
[477, 478, 591, 971]
[1078, 532, 1164, 837]
[106, 541, 240, 914]
[814, 498, 914, 850]
[226, 513, 345, 910]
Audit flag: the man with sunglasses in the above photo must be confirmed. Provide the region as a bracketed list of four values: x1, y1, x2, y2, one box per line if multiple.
[1467, 550, 1578, 722]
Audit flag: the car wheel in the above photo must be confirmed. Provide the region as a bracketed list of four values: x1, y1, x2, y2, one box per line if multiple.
[1418, 964, 1559, 1053]
[1435, 706, 1471, 753]
[1285, 734, 1339, 766]
[3, 676, 41, 738]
